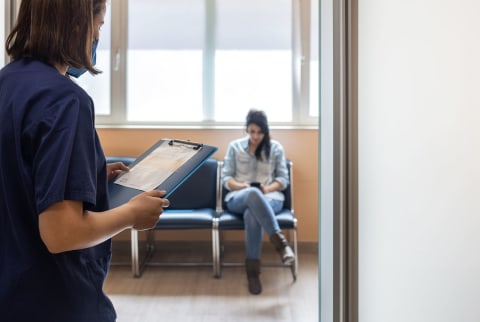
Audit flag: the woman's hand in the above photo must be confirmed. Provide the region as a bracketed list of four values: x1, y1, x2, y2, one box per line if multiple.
[263, 181, 282, 194]
[107, 162, 130, 181]
[226, 179, 250, 191]
[127, 190, 170, 230]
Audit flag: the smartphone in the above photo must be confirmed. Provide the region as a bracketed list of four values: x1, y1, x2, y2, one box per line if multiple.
[250, 182, 261, 189]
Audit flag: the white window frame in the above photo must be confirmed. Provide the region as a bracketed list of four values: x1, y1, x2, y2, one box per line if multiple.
[2, 0, 318, 128]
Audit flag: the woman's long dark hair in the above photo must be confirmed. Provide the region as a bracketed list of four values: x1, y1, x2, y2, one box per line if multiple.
[6, 0, 106, 75]
[246, 109, 271, 161]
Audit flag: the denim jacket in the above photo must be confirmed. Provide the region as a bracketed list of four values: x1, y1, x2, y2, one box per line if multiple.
[222, 136, 289, 202]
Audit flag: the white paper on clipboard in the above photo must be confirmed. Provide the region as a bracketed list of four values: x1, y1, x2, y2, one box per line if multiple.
[114, 143, 198, 191]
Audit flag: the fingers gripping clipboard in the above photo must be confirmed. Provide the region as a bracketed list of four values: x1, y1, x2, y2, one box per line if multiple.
[107, 139, 217, 208]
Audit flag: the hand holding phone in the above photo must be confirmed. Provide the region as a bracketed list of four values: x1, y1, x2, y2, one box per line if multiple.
[250, 182, 261, 189]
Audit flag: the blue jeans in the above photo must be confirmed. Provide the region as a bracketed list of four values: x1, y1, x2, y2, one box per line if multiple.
[225, 187, 284, 260]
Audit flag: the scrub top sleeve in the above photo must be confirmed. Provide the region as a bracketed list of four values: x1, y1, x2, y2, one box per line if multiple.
[34, 94, 98, 214]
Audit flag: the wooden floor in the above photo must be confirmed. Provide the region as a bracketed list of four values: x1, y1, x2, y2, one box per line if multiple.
[105, 241, 319, 322]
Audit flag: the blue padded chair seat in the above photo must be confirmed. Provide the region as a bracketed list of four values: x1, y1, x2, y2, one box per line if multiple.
[156, 209, 217, 229]
[217, 210, 296, 230]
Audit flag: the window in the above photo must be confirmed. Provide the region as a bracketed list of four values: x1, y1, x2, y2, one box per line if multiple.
[71, 1, 112, 116]
[127, 0, 204, 122]
[309, 0, 319, 118]
[1, 0, 7, 68]
[214, 0, 292, 122]
[1, 0, 318, 127]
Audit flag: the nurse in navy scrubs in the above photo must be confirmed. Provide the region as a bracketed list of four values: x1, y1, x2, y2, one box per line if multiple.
[0, 1, 169, 321]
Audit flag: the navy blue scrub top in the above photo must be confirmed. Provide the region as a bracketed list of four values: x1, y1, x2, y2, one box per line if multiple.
[0, 59, 116, 322]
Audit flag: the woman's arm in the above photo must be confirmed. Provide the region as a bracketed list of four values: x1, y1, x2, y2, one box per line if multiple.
[225, 178, 250, 191]
[262, 180, 283, 193]
[39, 190, 169, 254]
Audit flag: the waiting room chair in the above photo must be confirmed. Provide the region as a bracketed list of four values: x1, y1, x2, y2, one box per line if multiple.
[107, 157, 219, 278]
[213, 160, 298, 280]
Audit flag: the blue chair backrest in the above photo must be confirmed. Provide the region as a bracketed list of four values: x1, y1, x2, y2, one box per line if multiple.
[106, 156, 218, 210]
[167, 158, 218, 210]
[282, 160, 292, 211]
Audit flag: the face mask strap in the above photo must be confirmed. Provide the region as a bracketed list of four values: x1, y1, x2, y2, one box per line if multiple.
[66, 40, 99, 78]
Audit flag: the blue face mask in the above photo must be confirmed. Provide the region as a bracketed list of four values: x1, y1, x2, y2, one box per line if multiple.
[67, 39, 99, 78]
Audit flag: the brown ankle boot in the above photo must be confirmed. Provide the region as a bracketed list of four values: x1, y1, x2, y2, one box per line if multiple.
[245, 259, 262, 295]
[270, 232, 295, 265]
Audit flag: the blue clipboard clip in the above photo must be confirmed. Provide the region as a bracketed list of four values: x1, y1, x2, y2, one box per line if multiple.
[168, 139, 203, 150]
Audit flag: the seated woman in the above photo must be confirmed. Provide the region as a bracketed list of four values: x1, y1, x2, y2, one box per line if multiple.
[222, 109, 295, 295]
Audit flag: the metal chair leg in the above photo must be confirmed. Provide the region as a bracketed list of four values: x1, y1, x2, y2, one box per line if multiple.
[212, 218, 221, 278]
[131, 228, 155, 278]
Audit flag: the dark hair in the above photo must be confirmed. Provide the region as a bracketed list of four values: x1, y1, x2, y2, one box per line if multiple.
[246, 109, 271, 161]
[6, 0, 105, 74]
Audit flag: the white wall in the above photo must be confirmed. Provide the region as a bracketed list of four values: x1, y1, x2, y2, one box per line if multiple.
[358, 1, 480, 321]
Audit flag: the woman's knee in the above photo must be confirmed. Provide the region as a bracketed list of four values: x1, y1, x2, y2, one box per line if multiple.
[245, 187, 264, 204]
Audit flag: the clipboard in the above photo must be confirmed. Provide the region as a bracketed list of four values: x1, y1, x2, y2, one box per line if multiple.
[108, 138, 217, 208]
